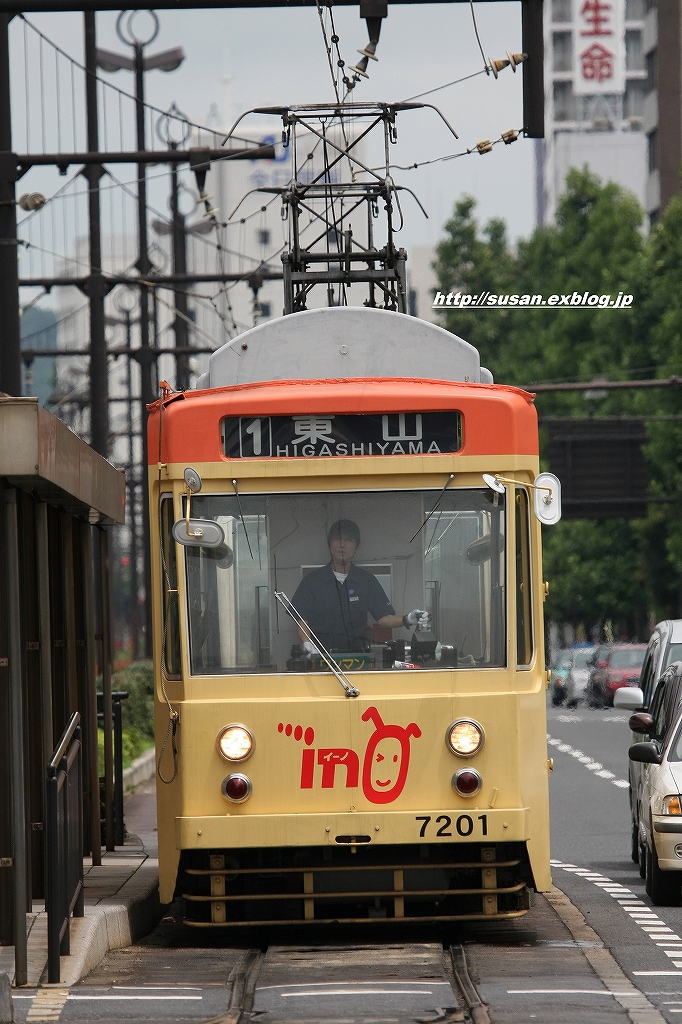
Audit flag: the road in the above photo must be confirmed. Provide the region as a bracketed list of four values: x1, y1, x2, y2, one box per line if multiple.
[13, 701, 682, 1024]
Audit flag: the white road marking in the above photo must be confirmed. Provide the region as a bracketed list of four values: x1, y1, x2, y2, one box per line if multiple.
[280, 990, 437, 997]
[553, 858, 682, 979]
[506, 989, 634, 995]
[258, 982, 451, 991]
[547, 734, 629, 788]
[66, 995, 203, 1001]
[635, 972, 682, 976]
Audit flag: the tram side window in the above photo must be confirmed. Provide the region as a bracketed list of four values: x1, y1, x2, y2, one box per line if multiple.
[160, 495, 181, 678]
[182, 489, 506, 675]
[515, 488, 533, 666]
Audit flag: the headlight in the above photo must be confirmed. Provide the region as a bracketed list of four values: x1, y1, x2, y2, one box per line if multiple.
[217, 724, 254, 762]
[662, 795, 682, 815]
[446, 719, 484, 757]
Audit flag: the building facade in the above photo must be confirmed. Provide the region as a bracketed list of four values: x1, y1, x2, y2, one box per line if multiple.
[539, 0, 647, 224]
[642, 0, 681, 222]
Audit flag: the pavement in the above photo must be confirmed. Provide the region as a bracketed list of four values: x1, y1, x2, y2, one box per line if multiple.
[0, 753, 162, 992]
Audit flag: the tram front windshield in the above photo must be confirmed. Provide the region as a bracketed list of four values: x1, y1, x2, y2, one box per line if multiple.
[181, 488, 506, 674]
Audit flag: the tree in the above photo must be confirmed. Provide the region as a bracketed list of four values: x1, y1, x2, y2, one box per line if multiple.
[433, 169, 664, 630]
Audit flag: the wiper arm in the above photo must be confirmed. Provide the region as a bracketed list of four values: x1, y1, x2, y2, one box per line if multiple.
[232, 479, 254, 559]
[410, 473, 455, 543]
[274, 591, 360, 698]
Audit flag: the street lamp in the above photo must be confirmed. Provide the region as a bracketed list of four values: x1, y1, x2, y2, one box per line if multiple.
[96, 9, 186, 658]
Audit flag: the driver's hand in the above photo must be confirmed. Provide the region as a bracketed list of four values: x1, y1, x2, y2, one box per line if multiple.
[405, 609, 429, 627]
[302, 641, 318, 655]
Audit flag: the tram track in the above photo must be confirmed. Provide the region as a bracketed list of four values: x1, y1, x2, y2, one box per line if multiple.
[201, 941, 468, 1024]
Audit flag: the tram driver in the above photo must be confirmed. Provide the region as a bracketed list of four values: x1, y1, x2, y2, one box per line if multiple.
[291, 518, 428, 654]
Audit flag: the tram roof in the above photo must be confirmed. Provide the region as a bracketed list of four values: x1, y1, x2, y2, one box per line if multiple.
[0, 397, 125, 524]
[196, 308, 492, 391]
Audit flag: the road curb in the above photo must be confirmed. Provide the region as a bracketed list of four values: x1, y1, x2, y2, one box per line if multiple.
[547, 884, 667, 1024]
[52, 861, 161, 988]
[122, 747, 155, 792]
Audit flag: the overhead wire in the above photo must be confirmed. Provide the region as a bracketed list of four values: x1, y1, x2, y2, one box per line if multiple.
[18, 14, 255, 150]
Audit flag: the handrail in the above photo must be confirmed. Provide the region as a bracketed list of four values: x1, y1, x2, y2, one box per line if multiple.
[46, 712, 84, 984]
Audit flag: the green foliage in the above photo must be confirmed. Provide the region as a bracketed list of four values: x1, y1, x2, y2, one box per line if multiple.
[433, 169, 682, 629]
[97, 660, 155, 777]
[97, 726, 152, 776]
[114, 659, 155, 741]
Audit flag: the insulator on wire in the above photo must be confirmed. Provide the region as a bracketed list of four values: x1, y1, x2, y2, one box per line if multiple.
[506, 51, 528, 71]
[475, 139, 493, 155]
[488, 56, 510, 79]
[18, 192, 46, 211]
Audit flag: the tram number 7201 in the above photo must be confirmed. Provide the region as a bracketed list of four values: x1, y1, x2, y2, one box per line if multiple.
[416, 814, 488, 838]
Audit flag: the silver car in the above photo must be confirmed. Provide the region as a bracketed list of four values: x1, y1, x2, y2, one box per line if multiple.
[564, 646, 595, 707]
[628, 662, 682, 905]
[615, 620, 682, 870]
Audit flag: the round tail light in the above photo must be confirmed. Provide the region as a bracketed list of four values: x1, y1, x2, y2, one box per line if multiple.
[221, 773, 252, 803]
[452, 768, 482, 797]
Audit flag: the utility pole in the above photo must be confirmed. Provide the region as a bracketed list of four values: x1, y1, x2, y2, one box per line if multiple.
[156, 104, 192, 391]
[0, 14, 21, 398]
[83, 11, 109, 457]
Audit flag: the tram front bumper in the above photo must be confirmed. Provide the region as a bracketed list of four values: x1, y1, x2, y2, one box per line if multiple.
[176, 807, 529, 849]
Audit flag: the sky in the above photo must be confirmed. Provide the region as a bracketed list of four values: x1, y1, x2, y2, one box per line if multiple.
[12, 0, 536, 261]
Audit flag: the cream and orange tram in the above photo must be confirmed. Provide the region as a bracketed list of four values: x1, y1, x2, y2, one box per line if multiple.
[147, 306, 560, 927]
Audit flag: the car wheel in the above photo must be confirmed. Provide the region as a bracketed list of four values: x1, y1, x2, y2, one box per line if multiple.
[631, 821, 639, 864]
[639, 839, 646, 878]
[646, 842, 682, 906]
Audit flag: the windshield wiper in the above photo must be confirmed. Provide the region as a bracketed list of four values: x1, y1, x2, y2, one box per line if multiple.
[409, 473, 455, 543]
[274, 591, 359, 698]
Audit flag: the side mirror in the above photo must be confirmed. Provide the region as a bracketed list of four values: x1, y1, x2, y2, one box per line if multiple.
[533, 472, 561, 525]
[481, 472, 561, 524]
[628, 740, 662, 765]
[466, 533, 504, 565]
[613, 686, 644, 710]
[172, 519, 226, 548]
[172, 465, 226, 549]
[629, 712, 654, 734]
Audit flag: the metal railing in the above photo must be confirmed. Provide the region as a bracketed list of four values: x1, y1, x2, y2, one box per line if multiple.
[97, 691, 128, 847]
[46, 712, 84, 984]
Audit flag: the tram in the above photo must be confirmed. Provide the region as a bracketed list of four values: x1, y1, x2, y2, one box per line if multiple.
[147, 304, 560, 927]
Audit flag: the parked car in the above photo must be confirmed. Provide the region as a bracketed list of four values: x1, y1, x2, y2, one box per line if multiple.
[628, 661, 682, 904]
[550, 648, 573, 706]
[564, 646, 595, 707]
[585, 644, 612, 706]
[597, 643, 647, 707]
[614, 620, 682, 870]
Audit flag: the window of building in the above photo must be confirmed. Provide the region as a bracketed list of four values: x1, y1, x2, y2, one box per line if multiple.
[553, 81, 575, 121]
[644, 0, 656, 13]
[552, 32, 573, 72]
[257, 228, 271, 246]
[648, 128, 659, 172]
[626, 0, 645, 19]
[552, 0, 571, 21]
[626, 30, 644, 70]
[625, 79, 646, 118]
[646, 48, 658, 93]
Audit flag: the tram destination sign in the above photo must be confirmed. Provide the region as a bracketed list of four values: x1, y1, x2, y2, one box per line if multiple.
[221, 412, 462, 459]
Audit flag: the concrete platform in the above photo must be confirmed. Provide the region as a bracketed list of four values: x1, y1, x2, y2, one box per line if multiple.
[0, 770, 161, 991]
